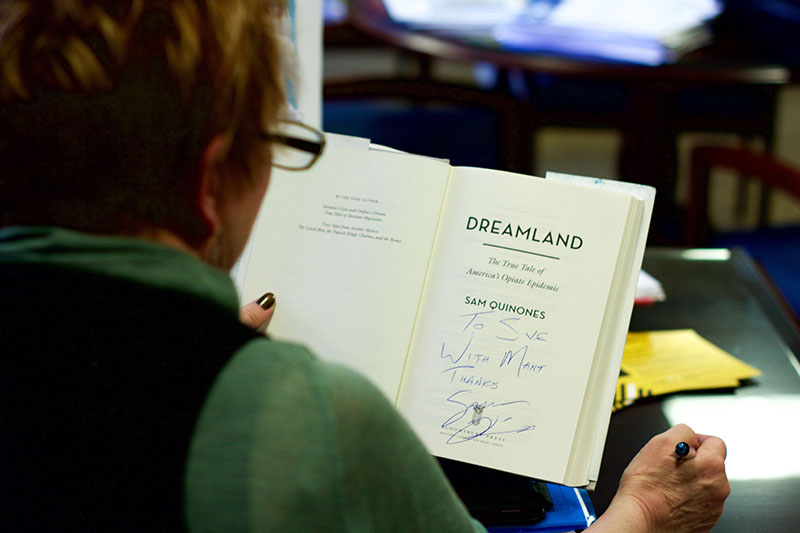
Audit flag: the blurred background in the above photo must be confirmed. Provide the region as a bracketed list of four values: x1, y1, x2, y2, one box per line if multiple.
[317, 0, 800, 316]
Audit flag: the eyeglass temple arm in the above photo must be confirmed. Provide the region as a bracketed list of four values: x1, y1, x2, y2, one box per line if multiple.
[261, 132, 324, 155]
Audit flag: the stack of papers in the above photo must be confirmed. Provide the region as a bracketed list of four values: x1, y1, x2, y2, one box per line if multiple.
[613, 329, 761, 411]
[382, 0, 527, 29]
[494, 0, 724, 65]
[381, 0, 724, 65]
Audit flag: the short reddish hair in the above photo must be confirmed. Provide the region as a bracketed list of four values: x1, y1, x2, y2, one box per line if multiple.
[0, 0, 288, 240]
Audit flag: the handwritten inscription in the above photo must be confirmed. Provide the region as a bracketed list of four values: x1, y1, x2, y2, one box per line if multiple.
[439, 311, 550, 382]
[434, 309, 550, 445]
[442, 390, 537, 445]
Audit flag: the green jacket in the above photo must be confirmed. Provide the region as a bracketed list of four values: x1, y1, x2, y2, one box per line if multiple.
[0, 226, 480, 532]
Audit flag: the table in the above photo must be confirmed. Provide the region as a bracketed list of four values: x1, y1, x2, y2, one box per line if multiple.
[335, 1, 799, 243]
[593, 248, 800, 532]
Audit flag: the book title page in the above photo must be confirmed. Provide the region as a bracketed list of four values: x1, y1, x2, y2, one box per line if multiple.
[398, 167, 635, 482]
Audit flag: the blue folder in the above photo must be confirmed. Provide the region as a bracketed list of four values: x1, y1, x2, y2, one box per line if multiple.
[488, 483, 596, 533]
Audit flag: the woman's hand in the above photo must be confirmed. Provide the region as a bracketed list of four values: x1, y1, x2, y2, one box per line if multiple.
[590, 423, 730, 533]
[239, 292, 275, 333]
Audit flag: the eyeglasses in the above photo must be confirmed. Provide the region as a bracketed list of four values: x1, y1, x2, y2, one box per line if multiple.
[259, 119, 326, 171]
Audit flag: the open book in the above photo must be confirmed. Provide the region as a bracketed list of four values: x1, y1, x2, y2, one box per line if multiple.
[237, 134, 655, 487]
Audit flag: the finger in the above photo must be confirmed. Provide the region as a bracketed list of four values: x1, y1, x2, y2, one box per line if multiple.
[667, 423, 700, 446]
[696, 434, 727, 460]
[240, 292, 275, 332]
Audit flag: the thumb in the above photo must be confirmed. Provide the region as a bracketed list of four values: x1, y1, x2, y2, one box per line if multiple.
[240, 292, 275, 333]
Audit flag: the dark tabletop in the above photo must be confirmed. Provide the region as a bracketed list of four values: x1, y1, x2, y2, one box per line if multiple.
[593, 248, 800, 532]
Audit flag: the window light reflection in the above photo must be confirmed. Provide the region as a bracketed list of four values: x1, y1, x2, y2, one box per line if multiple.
[662, 395, 800, 480]
[680, 249, 731, 261]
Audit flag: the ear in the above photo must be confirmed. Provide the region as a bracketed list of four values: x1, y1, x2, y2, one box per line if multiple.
[196, 134, 228, 244]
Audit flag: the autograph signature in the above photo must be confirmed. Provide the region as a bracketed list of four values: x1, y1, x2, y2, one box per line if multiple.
[442, 390, 536, 444]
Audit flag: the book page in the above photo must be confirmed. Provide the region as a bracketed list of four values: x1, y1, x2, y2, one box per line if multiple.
[545, 172, 653, 484]
[397, 167, 635, 483]
[231, 135, 371, 290]
[241, 138, 451, 400]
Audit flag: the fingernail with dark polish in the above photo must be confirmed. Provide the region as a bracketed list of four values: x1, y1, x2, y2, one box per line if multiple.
[257, 292, 275, 310]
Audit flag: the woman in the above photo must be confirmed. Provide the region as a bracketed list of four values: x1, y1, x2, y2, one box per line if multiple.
[0, 1, 728, 530]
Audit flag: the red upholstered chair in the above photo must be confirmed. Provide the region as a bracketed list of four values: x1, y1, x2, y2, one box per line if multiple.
[685, 145, 800, 320]
[686, 146, 800, 246]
